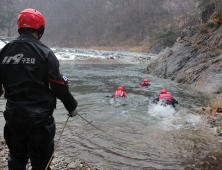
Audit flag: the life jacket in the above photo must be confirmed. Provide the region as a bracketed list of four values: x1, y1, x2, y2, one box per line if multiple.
[113, 90, 127, 98]
[159, 93, 173, 102]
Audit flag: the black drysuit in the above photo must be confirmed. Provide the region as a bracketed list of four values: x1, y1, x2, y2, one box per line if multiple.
[0, 34, 77, 170]
[152, 97, 178, 108]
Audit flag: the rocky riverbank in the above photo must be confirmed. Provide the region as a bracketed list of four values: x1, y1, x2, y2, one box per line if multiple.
[0, 135, 108, 170]
[191, 107, 222, 136]
[144, 24, 222, 94]
[144, 1, 222, 94]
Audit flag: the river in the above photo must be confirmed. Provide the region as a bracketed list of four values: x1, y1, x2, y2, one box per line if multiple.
[0, 48, 222, 170]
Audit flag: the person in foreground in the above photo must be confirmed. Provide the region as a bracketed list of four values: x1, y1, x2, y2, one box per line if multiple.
[138, 79, 150, 87]
[0, 9, 78, 170]
[152, 89, 178, 108]
[112, 86, 128, 98]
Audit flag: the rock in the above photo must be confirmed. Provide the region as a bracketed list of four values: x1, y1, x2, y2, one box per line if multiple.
[150, 43, 167, 54]
[51, 159, 57, 165]
[67, 162, 77, 169]
[50, 165, 54, 170]
[146, 23, 222, 94]
[0, 138, 5, 144]
[198, 0, 215, 23]
[0, 150, 5, 157]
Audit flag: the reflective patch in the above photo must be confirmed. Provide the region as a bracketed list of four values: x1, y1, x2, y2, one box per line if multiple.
[1, 53, 36, 65]
[62, 75, 68, 83]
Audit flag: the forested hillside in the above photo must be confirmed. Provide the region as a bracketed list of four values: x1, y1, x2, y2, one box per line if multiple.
[0, 0, 202, 50]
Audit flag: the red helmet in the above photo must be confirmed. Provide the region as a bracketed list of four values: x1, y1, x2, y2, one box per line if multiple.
[118, 86, 124, 91]
[144, 79, 148, 82]
[160, 89, 167, 93]
[17, 9, 45, 34]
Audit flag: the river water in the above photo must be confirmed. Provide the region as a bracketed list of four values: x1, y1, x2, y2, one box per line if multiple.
[0, 48, 222, 169]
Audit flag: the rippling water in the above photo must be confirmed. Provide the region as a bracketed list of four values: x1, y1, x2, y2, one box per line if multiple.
[0, 49, 222, 169]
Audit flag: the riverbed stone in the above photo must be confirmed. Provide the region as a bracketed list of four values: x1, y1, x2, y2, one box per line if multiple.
[0, 150, 5, 157]
[67, 162, 77, 169]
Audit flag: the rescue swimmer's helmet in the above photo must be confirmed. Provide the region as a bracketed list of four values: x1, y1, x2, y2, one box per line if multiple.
[160, 89, 167, 93]
[144, 79, 148, 82]
[17, 8, 45, 35]
[118, 86, 124, 91]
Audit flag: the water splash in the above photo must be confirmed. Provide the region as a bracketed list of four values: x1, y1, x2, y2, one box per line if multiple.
[149, 103, 176, 119]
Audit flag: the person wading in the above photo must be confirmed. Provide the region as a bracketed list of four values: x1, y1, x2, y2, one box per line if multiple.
[0, 9, 78, 170]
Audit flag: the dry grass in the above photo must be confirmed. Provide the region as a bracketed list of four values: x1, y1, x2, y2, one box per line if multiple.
[87, 45, 151, 53]
[200, 27, 208, 34]
[129, 45, 151, 53]
[88, 46, 113, 51]
[205, 96, 222, 117]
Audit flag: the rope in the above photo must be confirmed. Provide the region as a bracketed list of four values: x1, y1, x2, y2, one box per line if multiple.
[77, 113, 173, 144]
[0, 110, 175, 166]
[77, 114, 128, 142]
[45, 115, 70, 170]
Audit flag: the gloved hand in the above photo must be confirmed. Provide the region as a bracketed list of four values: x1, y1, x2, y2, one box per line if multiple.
[69, 107, 78, 117]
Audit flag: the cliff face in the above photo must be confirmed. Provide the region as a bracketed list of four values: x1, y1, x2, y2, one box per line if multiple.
[145, 1, 222, 94]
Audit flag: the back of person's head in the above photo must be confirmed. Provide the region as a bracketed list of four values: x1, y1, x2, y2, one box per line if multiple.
[18, 28, 36, 34]
[160, 89, 167, 94]
[17, 8, 45, 39]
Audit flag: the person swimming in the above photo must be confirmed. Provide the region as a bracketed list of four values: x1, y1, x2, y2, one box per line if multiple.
[138, 79, 150, 87]
[152, 89, 178, 108]
[112, 86, 128, 98]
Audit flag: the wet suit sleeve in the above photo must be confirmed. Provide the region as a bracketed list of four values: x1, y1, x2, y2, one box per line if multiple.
[123, 92, 128, 97]
[0, 75, 3, 97]
[47, 51, 77, 112]
[173, 99, 178, 104]
[0, 50, 3, 97]
[152, 98, 159, 104]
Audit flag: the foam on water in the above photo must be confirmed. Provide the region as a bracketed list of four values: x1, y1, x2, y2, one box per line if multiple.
[149, 103, 176, 119]
[52, 48, 156, 64]
[148, 102, 202, 131]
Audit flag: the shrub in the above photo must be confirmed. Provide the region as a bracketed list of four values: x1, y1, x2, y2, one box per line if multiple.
[147, 23, 179, 45]
[205, 96, 222, 117]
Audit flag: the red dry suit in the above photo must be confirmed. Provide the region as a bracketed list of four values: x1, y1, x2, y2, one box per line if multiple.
[139, 83, 150, 86]
[113, 90, 128, 98]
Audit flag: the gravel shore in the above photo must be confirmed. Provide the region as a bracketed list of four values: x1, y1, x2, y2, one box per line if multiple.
[0, 135, 108, 170]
